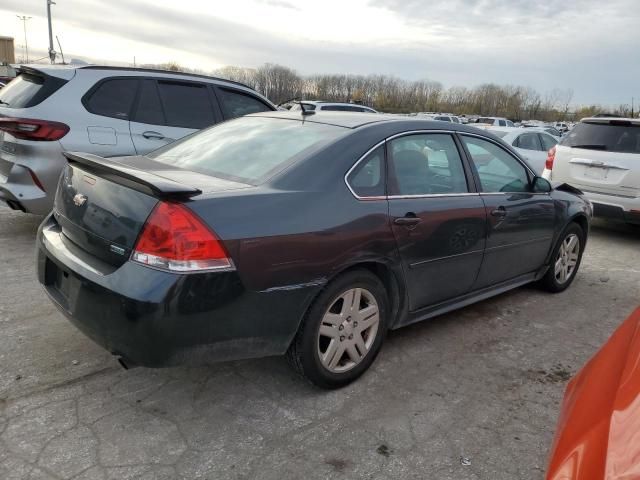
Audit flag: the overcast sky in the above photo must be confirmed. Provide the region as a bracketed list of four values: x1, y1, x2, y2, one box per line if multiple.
[2, 0, 639, 106]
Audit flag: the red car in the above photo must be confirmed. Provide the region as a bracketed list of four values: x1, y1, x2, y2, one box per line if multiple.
[547, 307, 640, 479]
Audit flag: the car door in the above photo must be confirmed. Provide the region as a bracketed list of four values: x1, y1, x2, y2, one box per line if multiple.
[459, 134, 555, 289]
[129, 79, 219, 155]
[80, 77, 138, 157]
[387, 132, 487, 311]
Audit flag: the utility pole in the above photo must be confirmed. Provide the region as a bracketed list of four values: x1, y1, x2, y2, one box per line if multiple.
[47, 0, 57, 64]
[16, 15, 32, 63]
[632, 97, 635, 119]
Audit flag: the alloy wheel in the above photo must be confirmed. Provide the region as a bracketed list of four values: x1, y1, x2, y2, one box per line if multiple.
[554, 233, 580, 284]
[317, 287, 380, 373]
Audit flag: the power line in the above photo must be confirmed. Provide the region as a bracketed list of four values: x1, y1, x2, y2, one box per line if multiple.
[16, 15, 32, 63]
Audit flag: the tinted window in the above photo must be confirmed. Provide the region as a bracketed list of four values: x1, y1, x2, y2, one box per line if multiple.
[157, 81, 214, 129]
[498, 120, 507, 127]
[478, 117, 494, 124]
[389, 134, 468, 195]
[451, 117, 460, 123]
[462, 136, 529, 193]
[132, 80, 164, 125]
[149, 117, 345, 184]
[0, 73, 46, 108]
[561, 122, 640, 154]
[85, 79, 138, 119]
[435, 116, 451, 122]
[514, 132, 543, 151]
[347, 145, 385, 197]
[218, 88, 271, 118]
[540, 133, 558, 151]
[506, 120, 515, 127]
[321, 105, 363, 112]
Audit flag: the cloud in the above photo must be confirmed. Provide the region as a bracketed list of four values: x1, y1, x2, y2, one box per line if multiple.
[2, 0, 638, 105]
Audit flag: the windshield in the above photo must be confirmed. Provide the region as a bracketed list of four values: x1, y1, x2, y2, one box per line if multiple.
[561, 122, 640, 154]
[148, 116, 347, 184]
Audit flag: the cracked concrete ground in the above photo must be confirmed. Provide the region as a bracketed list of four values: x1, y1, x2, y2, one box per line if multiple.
[1, 204, 638, 480]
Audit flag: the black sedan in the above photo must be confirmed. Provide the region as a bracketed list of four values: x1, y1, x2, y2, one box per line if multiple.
[37, 111, 592, 388]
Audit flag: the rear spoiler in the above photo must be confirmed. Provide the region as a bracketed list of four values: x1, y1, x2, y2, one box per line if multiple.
[64, 152, 202, 198]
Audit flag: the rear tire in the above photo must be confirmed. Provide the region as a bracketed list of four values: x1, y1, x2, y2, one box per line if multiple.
[539, 223, 585, 293]
[286, 270, 388, 389]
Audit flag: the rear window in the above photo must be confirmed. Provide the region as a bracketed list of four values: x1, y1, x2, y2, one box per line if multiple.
[0, 72, 66, 108]
[561, 122, 640, 154]
[149, 117, 346, 184]
[477, 118, 494, 124]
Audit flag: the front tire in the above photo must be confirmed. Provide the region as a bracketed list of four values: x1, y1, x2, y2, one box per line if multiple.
[287, 270, 388, 389]
[539, 223, 585, 293]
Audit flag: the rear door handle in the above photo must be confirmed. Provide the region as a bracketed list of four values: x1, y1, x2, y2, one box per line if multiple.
[490, 206, 507, 217]
[394, 215, 421, 226]
[142, 131, 165, 140]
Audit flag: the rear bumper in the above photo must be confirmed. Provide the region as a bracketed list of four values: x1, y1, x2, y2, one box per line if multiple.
[36, 214, 322, 367]
[0, 136, 66, 215]
[580, 190, 640, 225]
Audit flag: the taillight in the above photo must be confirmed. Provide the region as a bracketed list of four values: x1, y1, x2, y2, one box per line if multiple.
[0, 117, 69, 141]
[545, 146, 556, 170]
[132, 202, 232, 272]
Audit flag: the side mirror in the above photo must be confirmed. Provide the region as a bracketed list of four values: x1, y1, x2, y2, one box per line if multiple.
[532, 176, 552, 193]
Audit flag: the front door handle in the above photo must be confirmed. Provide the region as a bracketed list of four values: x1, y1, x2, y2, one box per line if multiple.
[142, 131, 165, 140]
[394, 215, 421, 226]
[490, 206, 507, 217]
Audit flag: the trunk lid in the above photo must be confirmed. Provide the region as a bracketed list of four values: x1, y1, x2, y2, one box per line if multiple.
[53, 153, 250, 266]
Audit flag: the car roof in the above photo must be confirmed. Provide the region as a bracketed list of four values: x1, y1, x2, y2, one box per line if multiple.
[581, 117, 640, 126]
[17, 64, 258, 92]
[249, 110, 495, 133]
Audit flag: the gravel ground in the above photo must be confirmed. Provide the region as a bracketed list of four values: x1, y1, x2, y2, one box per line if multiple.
[1, 204, 638, 480]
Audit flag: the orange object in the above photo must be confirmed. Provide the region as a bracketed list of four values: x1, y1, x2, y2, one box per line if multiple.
[546, 307, 640, 480]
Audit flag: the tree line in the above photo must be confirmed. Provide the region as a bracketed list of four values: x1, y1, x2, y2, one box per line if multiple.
[154, 62, 629, 121]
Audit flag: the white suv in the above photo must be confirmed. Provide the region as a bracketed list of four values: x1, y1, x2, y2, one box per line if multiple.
[0, 65, 276, 214]
[543, 117, 640, 225]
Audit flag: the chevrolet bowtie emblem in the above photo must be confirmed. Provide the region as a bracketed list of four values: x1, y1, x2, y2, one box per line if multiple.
[73, 193, 87, 207]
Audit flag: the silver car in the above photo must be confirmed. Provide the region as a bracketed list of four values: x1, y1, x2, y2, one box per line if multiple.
[0, 65, 276, 214]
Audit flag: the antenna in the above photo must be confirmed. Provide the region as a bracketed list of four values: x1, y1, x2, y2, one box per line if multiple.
[47, 0, 57, 64]
[297, 101, 315, 116]
[56, 36, 65, 64]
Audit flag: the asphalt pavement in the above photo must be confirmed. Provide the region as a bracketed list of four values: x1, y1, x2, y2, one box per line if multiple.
[1, 205, 638, 480]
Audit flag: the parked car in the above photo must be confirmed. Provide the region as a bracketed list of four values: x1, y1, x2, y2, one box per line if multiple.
[0, 65, 276, 214]
[554, 122, 570, 133]
[546, 307, 640, 480]
[289, 101, 378, 113]
[543, 117, 640, 225]
[417, 113, 461, 123]
[476, 116, 515, 127]
[476, 126, 559, 173]
[522, 123, 563, 139]
[36, 111, 591, 388]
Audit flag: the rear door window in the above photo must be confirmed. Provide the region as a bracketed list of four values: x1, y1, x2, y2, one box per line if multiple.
[85, 78, 139, 119]
[540, 133, 558, 151]
[388, 133, 469, 195]
[217, 88, 271, 119]
[132, 79, 165, 125]
[157, 81, 215, 129]
[514, 132, 543, 151]
[561, 122, 640, 154]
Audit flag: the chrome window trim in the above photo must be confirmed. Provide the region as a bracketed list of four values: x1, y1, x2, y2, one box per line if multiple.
[344, 140, 387, 200]
[344, 129, 539, 201]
